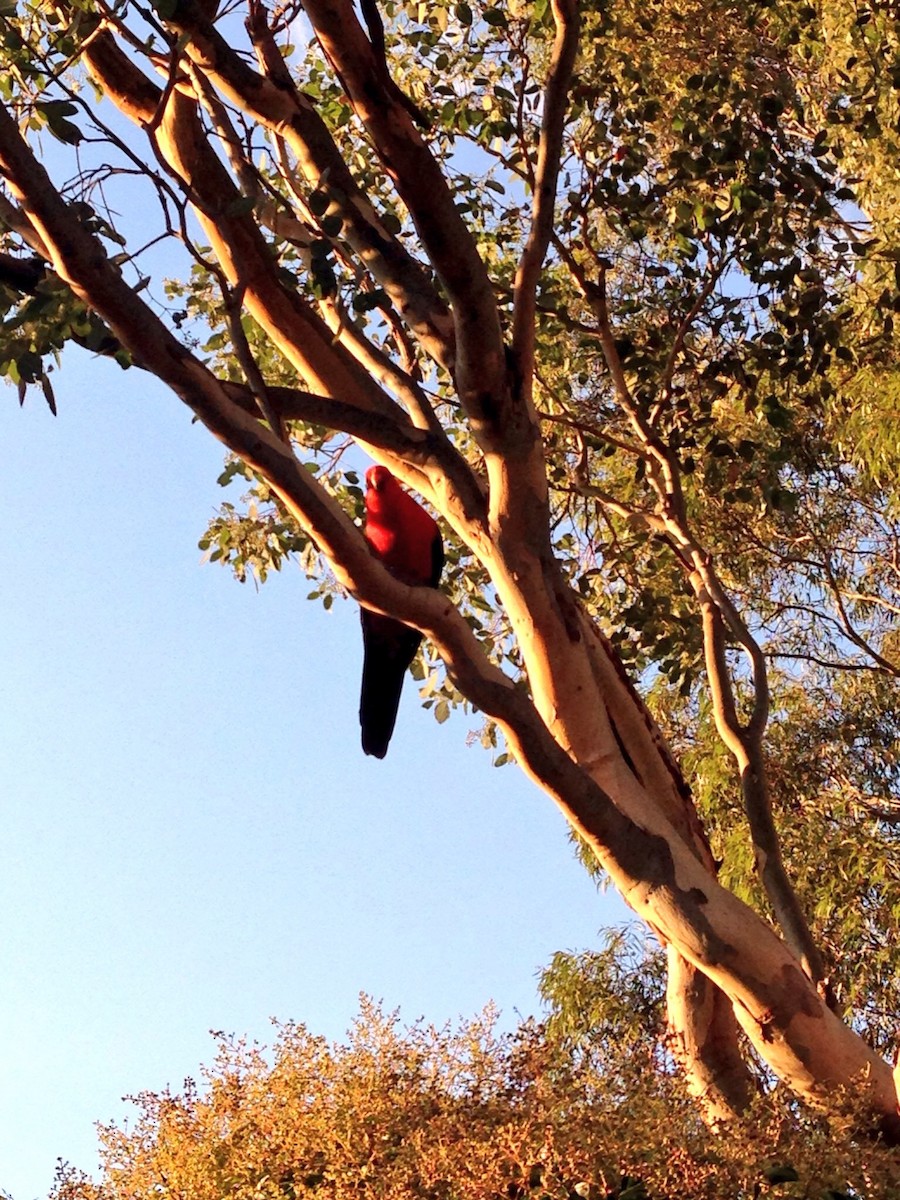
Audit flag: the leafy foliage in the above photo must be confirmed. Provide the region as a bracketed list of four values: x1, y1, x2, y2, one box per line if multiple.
[50, 1000, 900, 1200]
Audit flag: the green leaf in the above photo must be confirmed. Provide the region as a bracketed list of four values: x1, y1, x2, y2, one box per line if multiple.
[41, 373, 57, 416]
[38, 101, 84, 145]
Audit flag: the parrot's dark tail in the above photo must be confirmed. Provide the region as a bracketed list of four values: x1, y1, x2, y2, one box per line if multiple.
[359, 611, 422, 758]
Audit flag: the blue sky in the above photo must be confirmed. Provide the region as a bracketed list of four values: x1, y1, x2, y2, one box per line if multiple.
[0, 350, 627, 1199]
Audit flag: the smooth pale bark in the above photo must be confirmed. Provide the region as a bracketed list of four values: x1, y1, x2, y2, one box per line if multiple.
[666, 946, 756, 1124]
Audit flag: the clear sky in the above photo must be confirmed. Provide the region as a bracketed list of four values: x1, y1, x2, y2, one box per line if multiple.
[0, 350, 628, 1200]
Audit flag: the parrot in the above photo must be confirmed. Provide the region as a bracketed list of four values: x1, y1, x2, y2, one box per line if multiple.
[359, 465, 444, 758]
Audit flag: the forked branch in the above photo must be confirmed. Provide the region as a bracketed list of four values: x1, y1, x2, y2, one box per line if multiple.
[299, 0, 509, 426]
[568, 257, 826, 988]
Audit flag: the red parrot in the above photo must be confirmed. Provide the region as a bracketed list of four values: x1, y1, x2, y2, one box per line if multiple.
[359, 465, 444, 758]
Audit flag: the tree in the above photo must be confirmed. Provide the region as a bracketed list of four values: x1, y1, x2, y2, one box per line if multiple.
[46, 999, 900, 1200]
[2, 0, 900, 1135]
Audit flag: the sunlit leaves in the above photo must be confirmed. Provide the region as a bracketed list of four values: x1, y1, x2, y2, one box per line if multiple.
[51, 998, 900, 1200]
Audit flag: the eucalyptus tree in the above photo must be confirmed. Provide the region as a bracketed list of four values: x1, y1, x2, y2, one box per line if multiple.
[2, 0, 900, 1134]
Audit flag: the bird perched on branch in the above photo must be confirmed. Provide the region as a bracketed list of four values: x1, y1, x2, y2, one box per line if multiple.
[359, 465, 444, 758]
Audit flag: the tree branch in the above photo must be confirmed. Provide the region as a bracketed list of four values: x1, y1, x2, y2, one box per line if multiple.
[510, 0, 579, 403]
[78, 27, 402, 418]
[243, 0, 453, 369]
[819, 548, 900, 675]
[223, 281, 288, 442]
[573, 381, 825, 987]
[298, 0, 510, 432]
[99, 0, 456, 372]
[651, 251, 727, 425]
[561, 248, 822, 979]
